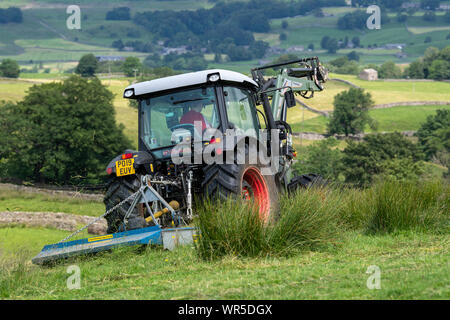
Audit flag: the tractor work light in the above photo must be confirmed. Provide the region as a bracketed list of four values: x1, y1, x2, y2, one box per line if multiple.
[124, 89, 134, 98]
[208, 73, 220, 82]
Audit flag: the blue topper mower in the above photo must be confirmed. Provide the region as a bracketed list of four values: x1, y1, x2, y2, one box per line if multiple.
[33, 61, 327, 264]
[32, 175, 197, 264]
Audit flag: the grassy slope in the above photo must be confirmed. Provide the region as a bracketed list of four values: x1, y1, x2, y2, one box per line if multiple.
[1, 227, 448, 299]
[291, 104, 450, 133]
[0, 2, 448, 68]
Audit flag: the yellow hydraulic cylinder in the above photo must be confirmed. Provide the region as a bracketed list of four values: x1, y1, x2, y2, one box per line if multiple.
[145, 200, 180, 223]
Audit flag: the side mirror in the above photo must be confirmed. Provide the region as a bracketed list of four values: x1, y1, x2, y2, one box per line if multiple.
[285, 90, 296, 108]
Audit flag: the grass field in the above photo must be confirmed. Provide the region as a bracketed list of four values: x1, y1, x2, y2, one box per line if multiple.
[0, 228, 448, 299]
[0, 188, 104, 217]
[1, 180, 448, 300]
[290, 104, 450, 133]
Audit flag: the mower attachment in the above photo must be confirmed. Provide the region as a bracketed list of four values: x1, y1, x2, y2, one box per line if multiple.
[32, 226, 196, 265]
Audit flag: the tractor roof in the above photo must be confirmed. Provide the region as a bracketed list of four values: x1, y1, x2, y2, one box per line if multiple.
[124, 69, 258, 98]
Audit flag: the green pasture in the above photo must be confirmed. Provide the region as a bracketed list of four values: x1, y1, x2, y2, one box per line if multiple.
[290, 104, 450, 133]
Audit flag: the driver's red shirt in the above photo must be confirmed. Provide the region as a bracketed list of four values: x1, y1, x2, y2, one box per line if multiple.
[180, 110, 208, 131]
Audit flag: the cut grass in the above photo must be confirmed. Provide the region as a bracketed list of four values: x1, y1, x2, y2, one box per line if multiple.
[0, 189, 104, 217]
[0, 228, 448, 299]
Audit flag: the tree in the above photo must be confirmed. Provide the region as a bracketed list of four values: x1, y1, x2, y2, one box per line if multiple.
[0, 59, 20, 78]
[281, 20, 288, 29]
[428, 59, 450, 80]
[279, 33, 287, 41]
[342, 133, 424, 185]
[321, 36, 330, 50]
[423, 11, 436, 22]
[122, 57, 142, 77]
[75, 54, 98, 77]
[295, 138, 343, 181]
[405, 60, 425, 79]
[0, 7, 23, 24]
[415, 109, 450, 160]
[352, 36, 360, 48]
[347, 51, 360, 61]
[112, 39, 124, 50]
[420, 0, 440, 10]
[445, 11, 450, 23]
[397, 13, 408, 23]
[378, 61, 402, 79]
[327, 88, 376, 136]
[326, 38, 338, 54]
[106, 7, 131, 21]
[0, 76, 131, 184]
[308, 43, 314, 51]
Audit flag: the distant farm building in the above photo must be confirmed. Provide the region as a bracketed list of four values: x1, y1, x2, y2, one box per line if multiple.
[359, 69, 378, 81]
[96, 56, 125, 62]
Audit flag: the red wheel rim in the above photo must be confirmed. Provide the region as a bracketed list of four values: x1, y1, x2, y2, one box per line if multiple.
[242, 167, 270, 221]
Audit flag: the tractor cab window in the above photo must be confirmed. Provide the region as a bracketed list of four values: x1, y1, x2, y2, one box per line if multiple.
[140, 87, 219, 152]
[223, 86, 259, 138]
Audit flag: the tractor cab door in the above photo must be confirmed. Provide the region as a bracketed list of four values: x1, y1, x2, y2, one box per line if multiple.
[220, 86, 261, 139]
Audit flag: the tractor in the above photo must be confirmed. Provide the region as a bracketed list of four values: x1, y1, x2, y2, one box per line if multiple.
[103, 57, 328, 233]
[32, 57, 328, 264]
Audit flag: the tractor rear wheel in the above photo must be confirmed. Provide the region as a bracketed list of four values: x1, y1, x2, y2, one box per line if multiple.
[103, 175, 146, 234]
[202, 150, 279, 221]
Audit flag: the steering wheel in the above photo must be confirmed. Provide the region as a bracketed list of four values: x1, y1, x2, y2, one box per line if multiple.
[169, 123, 195, 133]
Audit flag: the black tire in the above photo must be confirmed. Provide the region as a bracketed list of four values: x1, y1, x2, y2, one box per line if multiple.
[202, 147, 279, 221]
[287, 173, 328, 193]
[103, 175, 146, 234]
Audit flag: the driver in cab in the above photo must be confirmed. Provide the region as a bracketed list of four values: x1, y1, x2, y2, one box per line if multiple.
[180, 100, 210, 131]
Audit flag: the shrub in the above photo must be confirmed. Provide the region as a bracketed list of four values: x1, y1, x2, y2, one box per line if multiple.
[294, 137, 343, 181]
[342, 133, 424, 185]
[416, 109, 450, 160]
[0, 59, 20, 78]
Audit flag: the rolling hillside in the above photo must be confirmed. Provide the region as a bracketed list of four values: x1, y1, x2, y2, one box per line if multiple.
[0, 1, 449, 74]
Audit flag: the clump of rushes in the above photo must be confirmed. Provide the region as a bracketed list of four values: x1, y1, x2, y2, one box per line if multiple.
[195, 186, 345, 260]
[367, 179, 449, 234]
[268, 187, 345, 255]
[194, 198, 266, 260]
[337, 186, 374, 231]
